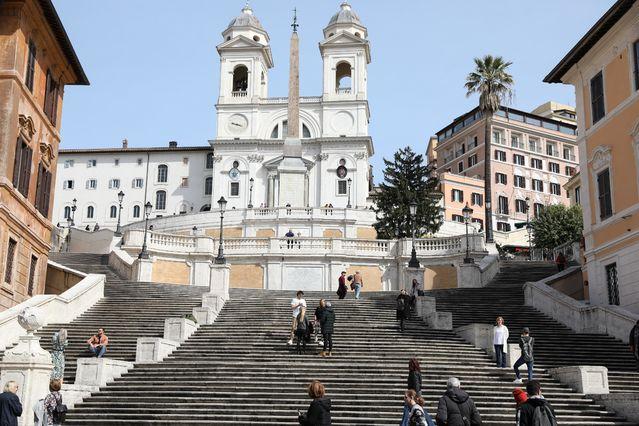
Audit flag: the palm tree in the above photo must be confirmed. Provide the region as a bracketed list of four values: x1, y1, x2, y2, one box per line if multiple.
[465, 55, 514, 243]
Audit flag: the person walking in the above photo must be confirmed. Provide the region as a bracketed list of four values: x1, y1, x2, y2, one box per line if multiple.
[410, 279, 422, 308]
[319, 301, 335, 357]
[51, 329, 68, 380]
[314, 300, 326, 347]
[518, 381, 556, 426]
[288, 291, 307, 346]
[336, 271, 348, 300]
[352, 271, 363, 299]
[397, 289, 411, 332]
[493, 316, 509, 368]
[513, 328, 534, 384]
[630, 320, 639, 370]
[555, 252, 567, 272]
[401, 358, 424, 426]
[435, 377, 482, 426]
[86, 328, 108, 358]
[404, 389, 434, 426]
[44, 379, 66, 425]
[295, 308, 310, 355]
[513, 388, 528, 425]
[298, 380, 331, 426]
[0, 381, 22, 426]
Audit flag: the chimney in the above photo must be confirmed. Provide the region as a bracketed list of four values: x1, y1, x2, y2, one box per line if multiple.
[122, 139, 128, 149]
[169, 141, 178, 148]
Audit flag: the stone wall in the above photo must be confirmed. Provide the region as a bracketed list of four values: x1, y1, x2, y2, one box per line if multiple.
[548, 267, 585, 300]
[230, 264, 264, 288]
[356, 226, 377, 239]
[151, 260, 190, 285]
[44, 262, 84, 294]
[424, 265, 458, 289]
[323, 229, 343, 238]
[256, 228, 275, 237]
[346, 265, 382, 291]
[205, 227, 243, 238]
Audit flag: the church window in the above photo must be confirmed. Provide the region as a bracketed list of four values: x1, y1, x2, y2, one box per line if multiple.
[282, 120, 289, 137]
[133, 205, 140, 218]
[156, 190, 167, 210]
[64, 206, 71, 219]
[232, 65, 249, 94]
[157, 164, 168, 183]
[354, 32, 361, 38]
[200, 204, 211, 212]
[270, 124, 279, 139]
[205, 177, 213, 195]
[87, 206, 94, 219]
[253, 35, 260, 42]
[206, 153, 214, 169]
[232, 161, 239, 169]
[337, 180, 347, 195]
[110, 205, 117, 219]
[230, 182, 240, 197]
[302, 124, 311, 138]
[336, 62, 352, 94]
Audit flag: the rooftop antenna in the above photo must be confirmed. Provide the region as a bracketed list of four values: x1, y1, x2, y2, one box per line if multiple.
[291, 7, 299, 33]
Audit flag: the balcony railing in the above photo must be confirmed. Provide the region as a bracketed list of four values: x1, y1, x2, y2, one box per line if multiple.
[336, 87, 352, 94]
[563, 153, 576, 161]
[547, 149, 560, 157]
[511, 141, 525, 149]
[529, 145, 542, 153]
[231, 90, 248, 98]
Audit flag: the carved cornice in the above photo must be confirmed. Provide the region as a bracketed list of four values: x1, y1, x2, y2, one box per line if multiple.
[354, 152, 367, 160]
[39, 141, 55, 167]
[315, 153, 329, 161]
[588, 145, 612, 171]
[248, 154, 264, 163]
[18, 114, 36, 141]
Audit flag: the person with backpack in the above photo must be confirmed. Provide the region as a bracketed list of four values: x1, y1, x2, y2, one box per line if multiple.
[630, 320, 639, 370]
[404, 389, 434, 426]
[288, 291, 307, 346]
[493, 316, 509, 368]
[298, 380, 331, 426]
[401, 358, 425, 426]
[43, 379, 66, 425]
[517, 381, 556, 426]
[513, 328, 534, 384]
[319, 301, 335, 357]
[397, 289, 411, 332]
[0, 381, 22, 426]
[295, 308, 310, 355]
[435, 377, 482, 426]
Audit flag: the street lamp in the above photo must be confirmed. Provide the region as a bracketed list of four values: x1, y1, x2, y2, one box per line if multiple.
[408, 201, 420, 268]
[463, 203, 474, 264]
[215, 196, 227, 264]
[346, 178, 352, 209]
[114, 190, 125, 237]
[71, 198, 77, 226]
[248, 178, 254, 209]
[66, 216, 72, 252]
[138, 202, 153, 259]
[525, 196, 532, 261]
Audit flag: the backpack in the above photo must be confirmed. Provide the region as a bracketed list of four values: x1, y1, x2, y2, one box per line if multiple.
[409, 406, 428, 426]
[397, 297, 406, 311]
[532, 404, 557, 426]
[52, 393, 67, 423]
[521, 338, 534, 361]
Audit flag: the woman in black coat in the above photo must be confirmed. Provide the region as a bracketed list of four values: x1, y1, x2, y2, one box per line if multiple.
[299, 380, 331, 426]
[397, 289, 411, 332]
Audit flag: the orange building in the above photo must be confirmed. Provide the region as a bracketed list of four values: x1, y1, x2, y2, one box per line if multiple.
[545, 0, 639, 313]
[0, 0, 88, 309]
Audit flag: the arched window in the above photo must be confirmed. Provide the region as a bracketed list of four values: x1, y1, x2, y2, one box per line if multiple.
[156, 190, 166, 210]
[302, 124, 311, 138]
[205, 177, 213, 195]
[157, 164, 168, 183]
[87, 206, 94, 219]
[336, 62, 352, 94]
[63, 206, 71, 219]
[133, 205, 141, 218]
[270, 124, 279, 139]
[200, 204, 211, 212]
[206, 153, 214, 169]
[109, 205, 117, 218]
[232, 65, 248, 94]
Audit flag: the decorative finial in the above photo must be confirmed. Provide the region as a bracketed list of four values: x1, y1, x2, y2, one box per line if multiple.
[242, 0, 252, 14]
[291, 7, 299, 33]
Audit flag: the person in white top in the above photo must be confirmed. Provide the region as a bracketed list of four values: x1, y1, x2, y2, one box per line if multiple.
[493, 316, 509, 368]
[288, 290, 307, 345]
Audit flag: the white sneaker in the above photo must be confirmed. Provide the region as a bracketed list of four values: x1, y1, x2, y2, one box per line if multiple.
[317, 341, 324, 346]
[287, 339, 293, 345]
[513, 378, 523, 384]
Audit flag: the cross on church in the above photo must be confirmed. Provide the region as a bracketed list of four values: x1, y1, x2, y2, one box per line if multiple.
[291, 8, 299, 33]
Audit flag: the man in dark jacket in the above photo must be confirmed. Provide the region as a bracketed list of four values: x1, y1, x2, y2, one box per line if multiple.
[397, 289, 411, 332]
[630, 320, 639, 370]
[436, 377, 482, 426]
[513, 327, 534, 384]
[320, 302, 335, 357]
[518, 381, 556, 426]
[0, 381, 22, 426]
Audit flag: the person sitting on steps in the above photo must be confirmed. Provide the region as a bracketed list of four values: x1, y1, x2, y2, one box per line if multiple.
[288, 291, 306, 346]
[86, 328, 108, 358]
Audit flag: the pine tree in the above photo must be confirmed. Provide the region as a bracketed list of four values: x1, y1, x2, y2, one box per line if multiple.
[373, 146, 442, 239]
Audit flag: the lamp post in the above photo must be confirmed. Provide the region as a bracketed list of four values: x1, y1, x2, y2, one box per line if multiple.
[114, 190, 125, 237]
[346, 178, 352, 209]
[408, 201, 420, 268]
[138, 202, 153, 259]
[66, 216, 72, 252]
[463, 203, 474, 264]
[248, 178, 254, 209]
[525, 196, 532, 261]
[215, 196, 227, 264]
[71, 198, 77, 226]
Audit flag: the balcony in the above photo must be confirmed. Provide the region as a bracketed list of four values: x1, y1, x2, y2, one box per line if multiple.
[231, 90, 248, 98]
[529, 145, 542, 153]
[336, 87, 352, 95]
[546, 149, 560, 158]
[563, 153, 576, 161]
[511, 141, 525, 149]
[455, 149, 465, 157]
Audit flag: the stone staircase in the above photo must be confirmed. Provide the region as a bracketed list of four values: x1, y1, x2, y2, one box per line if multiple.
[427, 261, 639, 393]
[31, 253, 207, 383]
[62, 278, 638, 424]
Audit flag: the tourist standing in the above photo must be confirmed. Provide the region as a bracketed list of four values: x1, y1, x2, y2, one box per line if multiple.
[298, 380, 331, 425]
[86, 328, 108, 358]
[44, 379, 66, 425]
[513, 327, 534, 384]
[630, 320, 639, 370]
[314, 300, 326, 346]
[493, 316, 509, 368]
[320, 301, 335, 357]
[396, 290, 411, 332]
[352, 271, 363, 299]
[286, 229, 295, 249]
[0, 381, 22, 426]
[336, 271, 348, 299]
[435, 377, 482, 426]
[295, 308, 310, 355]
[513, 388, 528, 426]
[555, 252, 567, 272]
[51, 329, 68, 380]
[288, 291, 307, 345]
[401, 358, 424, 426]
[517, 381, 556, 426]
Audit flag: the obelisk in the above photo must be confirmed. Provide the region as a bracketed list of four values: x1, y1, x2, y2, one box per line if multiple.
[278, 8, 307, 206]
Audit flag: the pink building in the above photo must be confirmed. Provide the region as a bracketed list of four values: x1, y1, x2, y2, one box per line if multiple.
[431, 103, 578, 236]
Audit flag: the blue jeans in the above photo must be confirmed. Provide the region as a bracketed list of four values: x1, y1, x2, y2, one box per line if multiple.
[90, 345, 107, 358]
[354, 284, 362, 299]
[514, 357, 534, 380]
[494, 344, 506, 368]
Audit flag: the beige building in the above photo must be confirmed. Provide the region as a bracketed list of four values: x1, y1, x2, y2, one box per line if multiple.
[0, 0, 88, 310]
[545, 0, 639, 313]
[431, 103, 578, 237]
[438, 172, 485, 229]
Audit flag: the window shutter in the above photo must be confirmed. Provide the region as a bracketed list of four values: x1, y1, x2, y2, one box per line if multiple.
[12, 138, 22, 188]
[20, 144, 32, 197]
[86, 180, 90, 189]
[42, 169, 52, 217]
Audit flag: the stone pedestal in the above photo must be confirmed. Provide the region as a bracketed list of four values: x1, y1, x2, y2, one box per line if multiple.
[164, 318, 197, 343]
[415, 296, 437, 318]
[136, 338, 179, 363]
[192, 260, 212, 287]
[548, 366, 609, 394]
[202, 293, 225, 313]
[209, 263, 230, 301]
[506, 344, 522, 368]
[0, 335, 53, 426]
[592, 393, 639, 422]
[75, 358, 133, 387]
[425, 312, 452, 330]
[455, 323, 493, 353]
[192, 307, 218, 325]
[136, 258, 153, 282]
[60, 383, 98, 409]
[458, 263, 482, 288]
[403, 266, 425, 292]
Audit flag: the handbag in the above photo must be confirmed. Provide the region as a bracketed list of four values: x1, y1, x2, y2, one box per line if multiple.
[53, 393, 67, 423]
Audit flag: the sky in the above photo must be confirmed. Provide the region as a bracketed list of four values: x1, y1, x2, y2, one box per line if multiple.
[54, 0, 615, 182]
